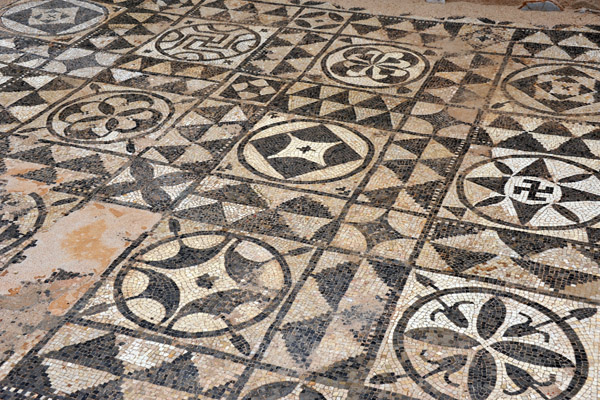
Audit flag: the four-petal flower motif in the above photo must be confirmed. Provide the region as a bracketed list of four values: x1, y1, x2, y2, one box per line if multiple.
[326, 45, 426, 87]
[51, 91, 173, 143]
[394, 287, 593, 400]
[336, 48, 411, 82]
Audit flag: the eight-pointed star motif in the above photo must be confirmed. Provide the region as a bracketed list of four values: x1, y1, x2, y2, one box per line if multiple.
[460, 156, 600, 229]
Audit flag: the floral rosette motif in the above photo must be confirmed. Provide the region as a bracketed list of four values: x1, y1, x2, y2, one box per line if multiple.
[49, 90, 173, 143]
[324, 45, 427, 88]
[392, 282, 595, 400]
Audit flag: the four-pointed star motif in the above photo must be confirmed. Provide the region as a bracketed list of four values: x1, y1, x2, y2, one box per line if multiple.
[267, 134, 339, 167]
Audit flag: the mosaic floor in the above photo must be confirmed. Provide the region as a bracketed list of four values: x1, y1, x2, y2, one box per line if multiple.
[0, 0, 599, 399]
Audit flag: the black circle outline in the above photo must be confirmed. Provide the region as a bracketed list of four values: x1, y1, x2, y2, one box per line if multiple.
[321, 43, 430, 89]
[237, 118, 375, 184]
[114, 231, 292, 338]
[0, 0, 109, 37]
[457, 155, 600, 231]
[393, 287, 589, 400]
[501, 63, 600, 116]
[0, 192, 46, 255]
[154, 22, 262, 62]
[46, 90, 175, 144]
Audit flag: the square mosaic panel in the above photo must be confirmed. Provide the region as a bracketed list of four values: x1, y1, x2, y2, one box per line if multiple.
[241, 28, 334, 79]
[418, 52, 504, 108]
[41, 46, 122, 78]
[357, 103, 476, 213]
[341, 15, 513, 54]
[304, 35, 438, 97]
[213, 72, 287, 106]
[94, 158, 197, 212]
[329, 205, 426, 261]
[134, 17, 277, 69]
[417, 219, 600, 300]
[0, 0, 124, 43]
[76, 5, 179, 53]
[340, 14, 456, 46]
[449, 24, 514, 54]
[189, 0, 301, 27]
[438, 143, 600, 245]
[173, 175, 348, 245]
[475, 111, 600, 160]
[488, 57, 600, 121]
[141, 98, 263, 174]
[94, 64, 219, 96]
[365, 269, 599, 400]
[0, 32, 64, 69]
[0, 70, 86, 133]
[260, 252, 410, 375]
[109, 52, 233, 81]
[55, 216, 319, 362]
[11, 81, 198, 155]
[511, 28, 600, 63]
[272, 80, 415, 131]
[290, 8, 352, 33]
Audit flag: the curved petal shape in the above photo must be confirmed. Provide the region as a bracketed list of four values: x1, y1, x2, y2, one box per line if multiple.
[477, 297, 506, 340]
[404, 327, 479, 349]
[127, 267, 180, 324]
[242, 381, 297, 400]
[491, 341, 575, 368]
[468, 349, 497, 400]
[300, 386, 327, 400]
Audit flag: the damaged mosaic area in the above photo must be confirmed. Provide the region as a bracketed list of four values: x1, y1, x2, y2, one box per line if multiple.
[0, 0, 599, 398]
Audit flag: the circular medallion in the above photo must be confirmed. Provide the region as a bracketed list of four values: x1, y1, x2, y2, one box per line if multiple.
[155, 23, 261, 62]
[238, 120, 374, 184]
[0, 192, 45, 255]
[322, 44, 429, 88]
[394, 287, 588, 400]
[114, 231, 291, 338]
[458, 155, 600, 230]
[1, 0, 107, 37]
[502, 64, 600, 115]
[48, 91, 174, 144]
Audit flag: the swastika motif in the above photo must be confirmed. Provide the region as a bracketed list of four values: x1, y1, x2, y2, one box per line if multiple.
[154, 22, 262, 62]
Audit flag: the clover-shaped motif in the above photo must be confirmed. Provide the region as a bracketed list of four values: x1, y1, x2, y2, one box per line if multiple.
[324, 44, 427, 88]
[51, 91, 172, 143]
[330, 47, 418, 84]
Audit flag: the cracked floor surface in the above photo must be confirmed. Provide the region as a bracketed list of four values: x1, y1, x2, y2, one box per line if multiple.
[0, 0, 599, 399]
